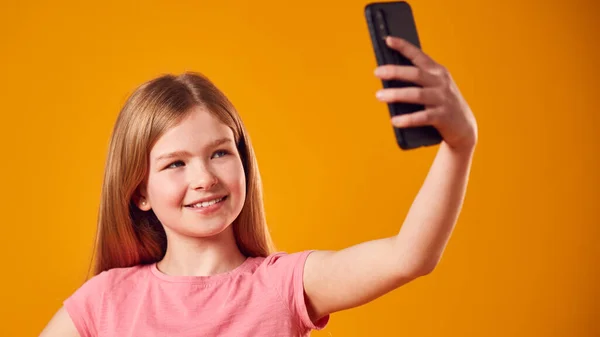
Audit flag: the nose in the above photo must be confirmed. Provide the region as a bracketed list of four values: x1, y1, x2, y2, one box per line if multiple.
[189, 163, 218, 190]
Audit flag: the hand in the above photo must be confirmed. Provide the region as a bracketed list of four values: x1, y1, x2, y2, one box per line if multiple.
[374, 36, 478, 152]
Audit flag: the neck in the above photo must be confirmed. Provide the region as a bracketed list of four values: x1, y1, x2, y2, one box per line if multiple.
[157, 225, 246, 277]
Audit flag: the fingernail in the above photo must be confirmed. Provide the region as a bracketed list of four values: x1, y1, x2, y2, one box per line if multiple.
[374, 67, 384, 76]
[376, 90, 385, 99]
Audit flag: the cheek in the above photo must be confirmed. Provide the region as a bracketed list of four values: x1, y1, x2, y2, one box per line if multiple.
[147, 173, 186, 208]
[222, 161, 246, 200]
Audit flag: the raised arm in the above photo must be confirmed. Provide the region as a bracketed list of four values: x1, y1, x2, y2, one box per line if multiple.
[303, 36, 478, 322]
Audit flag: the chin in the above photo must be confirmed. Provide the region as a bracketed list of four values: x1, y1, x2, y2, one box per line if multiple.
[179, 219, 235, 239]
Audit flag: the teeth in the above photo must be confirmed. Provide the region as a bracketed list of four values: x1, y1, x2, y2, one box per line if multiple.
[189, 197, 224, 208]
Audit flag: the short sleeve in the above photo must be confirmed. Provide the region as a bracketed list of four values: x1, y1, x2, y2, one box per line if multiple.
[63, 271, 108, 337]
[263, 250, 330, 332]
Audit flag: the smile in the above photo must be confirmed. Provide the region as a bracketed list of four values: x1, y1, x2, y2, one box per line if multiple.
[185, 196, 227, 209]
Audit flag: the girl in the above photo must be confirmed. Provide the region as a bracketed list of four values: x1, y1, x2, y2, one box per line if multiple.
[40, 36, 477, 337]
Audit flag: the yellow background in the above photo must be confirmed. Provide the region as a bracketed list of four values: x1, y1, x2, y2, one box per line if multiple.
[1, 0, 598, 336]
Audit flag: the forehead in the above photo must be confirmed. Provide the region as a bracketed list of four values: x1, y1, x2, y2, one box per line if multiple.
[150, 106, 234, 157]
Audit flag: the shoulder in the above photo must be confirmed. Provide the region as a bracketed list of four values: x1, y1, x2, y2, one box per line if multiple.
[65, 263, 149, 308]
[247, 250, 315, 281]
[76, 264, 149, 295]
[257, 250, 314, 269]
[62, 264, 150, 336]
[100, 264, 151, 291]
[249, 250, 330, 331]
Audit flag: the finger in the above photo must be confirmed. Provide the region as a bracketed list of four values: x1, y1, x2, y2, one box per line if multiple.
[376, 87, 442, 105]
[385, 36, 437, 70]
[391, 108, 440, 128]
[374, 65, 439, 87]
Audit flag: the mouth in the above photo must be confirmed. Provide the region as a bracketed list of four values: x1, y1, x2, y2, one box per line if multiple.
[184, 195, 228, 209]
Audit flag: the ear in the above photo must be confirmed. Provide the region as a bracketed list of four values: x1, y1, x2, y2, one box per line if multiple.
[133, 186, 152, 211]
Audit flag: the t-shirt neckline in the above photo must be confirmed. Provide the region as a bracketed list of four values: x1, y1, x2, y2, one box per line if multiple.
[149, 257, 254, 284]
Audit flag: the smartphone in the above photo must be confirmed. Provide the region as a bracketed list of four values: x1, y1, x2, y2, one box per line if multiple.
[365, 1, 442, 150]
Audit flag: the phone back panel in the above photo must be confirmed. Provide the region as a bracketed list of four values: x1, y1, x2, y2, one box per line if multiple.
[365, 1, 442, 150]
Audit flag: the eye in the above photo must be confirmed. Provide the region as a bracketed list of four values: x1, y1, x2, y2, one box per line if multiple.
[212, 149, 230, 159]
[166, 160, 185, 169]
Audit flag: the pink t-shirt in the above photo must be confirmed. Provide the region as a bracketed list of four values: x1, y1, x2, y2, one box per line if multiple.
[64, 250, 329, 337]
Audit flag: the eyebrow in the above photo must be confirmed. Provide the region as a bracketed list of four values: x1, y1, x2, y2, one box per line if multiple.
[155, 138, 234, 162]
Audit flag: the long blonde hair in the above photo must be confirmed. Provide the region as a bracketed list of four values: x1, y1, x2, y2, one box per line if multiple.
[92, 72, 275, 276]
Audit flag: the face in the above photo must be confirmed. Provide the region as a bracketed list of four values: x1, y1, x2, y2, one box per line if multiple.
[137, 106, 246, 239]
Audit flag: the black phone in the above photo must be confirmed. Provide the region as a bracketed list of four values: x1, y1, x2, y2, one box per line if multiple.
[365, 1, 442, 150]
